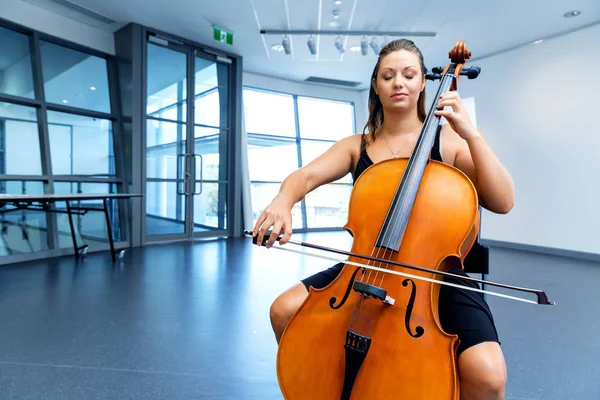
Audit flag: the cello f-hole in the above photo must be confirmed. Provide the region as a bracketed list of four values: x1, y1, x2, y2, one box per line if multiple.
[403, 279, 425, 338]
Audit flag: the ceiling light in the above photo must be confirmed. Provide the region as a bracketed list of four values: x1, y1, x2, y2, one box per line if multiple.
[307, 35, 317, 55]
[361, 36, 368, 56]
[334, 35, 344, 53]
[563, 10, 581, 18]
[328, 21, 341, 28]
[62, 100, 68, 103]
[332, 9, 340, 19]
[90, 86, 96, 91]
[532, 39, 543, 44]
[334, 0, 342, 5]
[370, 37, 380, 55]
[281, 35, 291, 55]
[349, 45, 361, 52]
[271, 44, 284, 51]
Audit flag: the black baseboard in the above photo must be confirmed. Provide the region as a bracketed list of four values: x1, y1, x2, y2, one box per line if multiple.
[481, 238, 600, 263]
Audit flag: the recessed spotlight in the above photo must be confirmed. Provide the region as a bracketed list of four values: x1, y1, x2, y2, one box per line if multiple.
[90, 86, 96, 91]
[334, 0, 342, 5]
[532, 39, 543, 44]
[329, 20, 341, 28]
[332, 9, 340, 19]
[563, 10, 581, 18]
[349, 46, 361, 52]
[62, 99, 68, 103]
[271, 44, 284, 52]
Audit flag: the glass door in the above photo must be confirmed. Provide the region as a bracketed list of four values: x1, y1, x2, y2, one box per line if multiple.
[144, 37, 231, 242]
[190, 51, 229, 238]
[145, 39, 190, 241]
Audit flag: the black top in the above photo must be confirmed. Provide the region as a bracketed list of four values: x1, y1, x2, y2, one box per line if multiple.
[353, 125, 443, 183]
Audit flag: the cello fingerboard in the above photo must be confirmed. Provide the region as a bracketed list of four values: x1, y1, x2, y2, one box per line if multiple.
[375, 71, 456, 252]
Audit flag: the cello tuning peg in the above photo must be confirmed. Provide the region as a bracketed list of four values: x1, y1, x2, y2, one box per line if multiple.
[425, 72, 442, 81]
[460, 66, 481, 79]
[432, 66, 444, 73]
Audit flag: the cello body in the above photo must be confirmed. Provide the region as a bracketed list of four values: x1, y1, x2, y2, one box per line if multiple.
[275, 41, 483, 399]
[276, 158, 479, 399]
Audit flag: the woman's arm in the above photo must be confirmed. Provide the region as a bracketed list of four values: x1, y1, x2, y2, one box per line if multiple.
[454, 134, 515, 213]
[253, 134, 360, 247]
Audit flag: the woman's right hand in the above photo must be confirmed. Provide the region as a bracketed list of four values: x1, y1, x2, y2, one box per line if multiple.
[252, 194, 293, 248]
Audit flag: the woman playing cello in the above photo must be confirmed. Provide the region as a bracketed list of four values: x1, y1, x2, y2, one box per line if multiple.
[252, 39, 514, 400]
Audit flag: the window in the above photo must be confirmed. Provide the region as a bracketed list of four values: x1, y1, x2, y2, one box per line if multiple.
[47, 111, 115, 176]
[0, 102, 42, 175]
[53, 181, 121, 247]
[243, 87, 355, 230]
[0, 20, 127, 263]
[0, 26, 34, 99]
[40, 40, 111, 112]
[0, 180, 48, 255]
[298, 96, 355, 228]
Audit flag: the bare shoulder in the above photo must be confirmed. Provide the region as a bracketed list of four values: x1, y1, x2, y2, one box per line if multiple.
[337, 133, 364, 165]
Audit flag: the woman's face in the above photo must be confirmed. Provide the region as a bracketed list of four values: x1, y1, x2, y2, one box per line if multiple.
[373, 49, 425, 113]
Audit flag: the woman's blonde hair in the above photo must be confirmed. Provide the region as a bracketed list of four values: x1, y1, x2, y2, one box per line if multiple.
[361, 39, 427, 150]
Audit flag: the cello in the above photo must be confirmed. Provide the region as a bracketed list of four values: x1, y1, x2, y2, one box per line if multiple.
[248, 40, 553, 399]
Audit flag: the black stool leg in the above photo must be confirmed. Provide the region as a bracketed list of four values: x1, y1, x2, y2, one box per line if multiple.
[66, 200, 79, 259]
[103, 198, 116, 262]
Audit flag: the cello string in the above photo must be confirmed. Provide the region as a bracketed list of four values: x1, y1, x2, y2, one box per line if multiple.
[264, 245, 540, 305]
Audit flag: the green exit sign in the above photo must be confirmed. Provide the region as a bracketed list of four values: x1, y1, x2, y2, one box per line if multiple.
[213, 27, 233, 45]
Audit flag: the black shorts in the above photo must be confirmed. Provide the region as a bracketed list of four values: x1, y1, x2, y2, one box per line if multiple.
[301, 262, 500, 357]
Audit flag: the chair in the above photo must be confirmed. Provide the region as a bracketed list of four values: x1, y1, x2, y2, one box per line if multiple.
[462, 206, 489, 297]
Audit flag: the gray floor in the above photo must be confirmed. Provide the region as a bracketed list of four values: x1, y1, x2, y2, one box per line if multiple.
[0, 231, 598, 399]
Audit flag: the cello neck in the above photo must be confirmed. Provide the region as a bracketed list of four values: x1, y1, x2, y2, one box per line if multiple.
[374, 67, 457, 252]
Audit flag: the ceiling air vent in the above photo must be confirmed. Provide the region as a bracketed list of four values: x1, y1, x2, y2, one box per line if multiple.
[305, 76, 362, 88]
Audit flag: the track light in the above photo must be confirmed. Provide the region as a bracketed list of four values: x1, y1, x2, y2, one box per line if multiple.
[334, 35, 344, 53]
[282, 35, 291, 55]
[361, 36, 368, 56]
[307, 35, 317, 55]
[370, 36, 380, 55]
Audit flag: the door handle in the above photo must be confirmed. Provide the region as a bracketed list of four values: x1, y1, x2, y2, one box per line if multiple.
[185, 154, 195, 195]
[176, 154, 185, 195]
[193, 154, 202, 195]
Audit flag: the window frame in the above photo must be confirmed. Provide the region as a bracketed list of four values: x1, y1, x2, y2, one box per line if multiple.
[243, 85, 356, 231]
[0, 17, 128, 263]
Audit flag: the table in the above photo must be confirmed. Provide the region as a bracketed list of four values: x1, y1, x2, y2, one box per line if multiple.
[0, 193, 142, 262]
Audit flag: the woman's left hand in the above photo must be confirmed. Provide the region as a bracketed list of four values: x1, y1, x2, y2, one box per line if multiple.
[434, 92, 480, 140]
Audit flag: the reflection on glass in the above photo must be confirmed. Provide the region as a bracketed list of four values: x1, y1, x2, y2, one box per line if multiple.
[40, 41, 110, 112]
[304, 184, 352, 228]
[0, 181, 48, 255]
[247, 135, 298, 182]
[298, 97, 355, 141]
[47, 111, 114, 176]
[243, 89, 296, 136]
[194, 126, 227, 181]
[147, 43, 187, 121]
[0, 26, 34, 99]
[300, 140, 352, 184]
[146, 181, 186, 235]
[53, 182, 121, 247]
[193, 183, 227, 231]
[146, 119, 186, 179]
[250, 182, 303, 229]
[0, 102, 42, 175]
[195, 58, 228, 128]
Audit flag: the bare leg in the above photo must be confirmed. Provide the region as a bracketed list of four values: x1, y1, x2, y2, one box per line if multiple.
[458, 341, 507, 400]
[270, 283, 309, 343]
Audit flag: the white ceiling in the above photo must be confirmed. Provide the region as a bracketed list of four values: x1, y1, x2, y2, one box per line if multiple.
[16, 0, 600, 90]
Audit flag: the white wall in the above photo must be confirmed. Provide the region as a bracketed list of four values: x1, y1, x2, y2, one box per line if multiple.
[457, 24, 600, 255]
[243, 72, 368, 135]
[2, 0, 114, 54]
